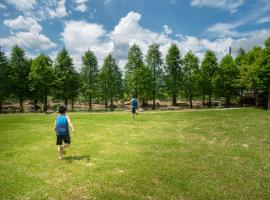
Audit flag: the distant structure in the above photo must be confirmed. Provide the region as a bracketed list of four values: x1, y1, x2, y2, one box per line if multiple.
[229, 46, 232, 56]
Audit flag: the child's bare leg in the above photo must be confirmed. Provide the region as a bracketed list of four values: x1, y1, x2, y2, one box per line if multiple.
[62, 143, 70, 148]
[58, 145, 62, 160]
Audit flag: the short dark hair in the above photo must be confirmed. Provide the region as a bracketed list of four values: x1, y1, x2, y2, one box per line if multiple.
[58, 105, 67, 114]
[133, 95, 136, 98]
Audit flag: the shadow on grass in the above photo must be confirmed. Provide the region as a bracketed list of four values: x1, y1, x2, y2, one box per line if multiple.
[63, 155, 90, 163]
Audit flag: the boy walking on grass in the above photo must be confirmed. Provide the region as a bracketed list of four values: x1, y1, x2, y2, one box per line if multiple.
[130, 95, 139, 118]
[55, 105, 75, 160]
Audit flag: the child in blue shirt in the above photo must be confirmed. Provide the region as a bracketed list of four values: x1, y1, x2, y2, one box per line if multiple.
[54, 105, 75, 160]
[130, 95, 139, 118]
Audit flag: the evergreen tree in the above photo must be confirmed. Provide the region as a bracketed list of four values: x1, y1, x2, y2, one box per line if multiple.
[239, 47, 262, 106]
[0, 47, 10, 113]
[124, 44, 152, 106]
[182, 51, 199, 108]
[201, 50, 218, 107]
[165, 44, 182, 106]
[235, 48, 246, 107]
[258, 37, 270, 110]
[146, 44, 163, 109]
[54, 48, 77, 107]
[99, 54, 123, 110]
[214, 55, 239, 107]
[29, 54, 54, 112]
[81, 50, 99, 111]
[9, 45, 30, 112]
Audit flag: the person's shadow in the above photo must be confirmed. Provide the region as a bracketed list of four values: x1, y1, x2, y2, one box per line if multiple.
[63, 155, 90, 163]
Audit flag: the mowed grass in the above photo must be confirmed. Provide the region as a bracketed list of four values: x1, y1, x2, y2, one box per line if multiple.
[1, 108, 270, 200]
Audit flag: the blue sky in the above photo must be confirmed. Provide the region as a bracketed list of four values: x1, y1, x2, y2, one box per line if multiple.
[0, 0, 269, 69]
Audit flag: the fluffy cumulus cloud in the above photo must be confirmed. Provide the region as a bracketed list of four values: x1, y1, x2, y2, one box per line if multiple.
[47, 0, 67, 18]
[61, 20, 113, 67]
[0, 16, 56, 51]
[61, 11, 270, 69]
[191, 0, 244, 13]
[0, 32, 56, 50]
[3, 15, 42, 33]
[5, 0, 36, 11]
[74, 0, 88, 12]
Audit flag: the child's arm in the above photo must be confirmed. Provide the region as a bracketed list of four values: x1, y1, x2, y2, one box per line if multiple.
[67, 116, 75, 135]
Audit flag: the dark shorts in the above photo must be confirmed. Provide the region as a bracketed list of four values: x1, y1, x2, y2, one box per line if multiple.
[132, 107, 138, 114]
[56, 135, 70, 145]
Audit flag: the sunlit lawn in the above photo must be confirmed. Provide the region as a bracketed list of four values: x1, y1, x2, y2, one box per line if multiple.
[1, 108, 270, 199]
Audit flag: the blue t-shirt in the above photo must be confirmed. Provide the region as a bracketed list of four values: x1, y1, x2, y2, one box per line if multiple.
[131, 98, 138, 108]
[55, 115, 69, 136]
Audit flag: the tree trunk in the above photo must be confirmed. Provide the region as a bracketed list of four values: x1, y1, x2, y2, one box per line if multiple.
[268, 86, 270, 111]
[172, 93, 177, 106]
[253, 89, 256, 106]
[34, 99, 38, 111]
[203, 93, 205, 107]
[110, 97, 114, 111]
[225, 96, 231, 108]
[64, 98, 68, 107]
[19, 95, 23, 113]
[254, 89, 259, 107]
[0, 96, 2, 113]
[88, 94, 92, 111]
[44, 89, 48, 112]
[240, 89, 244, 107]
[189, 90, 193, 109]
[105, 100, 108, 109]
[208, 92, 212, 108]
[152, 92, 156, 110]
[71, 99, 74, 111]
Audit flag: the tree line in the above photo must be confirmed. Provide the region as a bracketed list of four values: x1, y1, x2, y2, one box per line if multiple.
[0, 36, 270, 112]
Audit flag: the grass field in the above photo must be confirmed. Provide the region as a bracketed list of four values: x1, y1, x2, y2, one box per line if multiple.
[1, 108, 270, 200]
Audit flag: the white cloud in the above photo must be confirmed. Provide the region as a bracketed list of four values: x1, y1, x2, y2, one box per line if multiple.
[5, 0, 36, 11]
[74, 0, 88, 12]
[0, 3, 7, 9]
[60, 11, 270, 70]
[3, 16, 42, 34]
[191, 0, 244, 13]
[0, 32, 56, 50]
[47, 0, 67, 18]
[257, 16, 270, 24]
[61, 20, 113, 68]
[163, 25, 172, 35]
[1, 15, 56, 51]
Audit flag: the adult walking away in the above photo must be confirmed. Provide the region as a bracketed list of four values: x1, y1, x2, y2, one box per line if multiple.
[54, 105, 75, 160]
[130, 95, 139, 118]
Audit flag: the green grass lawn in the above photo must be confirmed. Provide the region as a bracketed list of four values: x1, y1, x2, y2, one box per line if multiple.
[1, 108, 270, 200]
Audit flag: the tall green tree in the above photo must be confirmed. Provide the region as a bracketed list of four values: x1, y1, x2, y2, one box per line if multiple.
[0, 47, 10, 113]
[81, 50, 99, 111]
[258, 37, 270, 110]
[146, 44, 163, 109]
[9, 45, 30, 112]
[67, 71, 81, 111]
[29, 54, 54, 112]
[214, 55, 239, 107]
[235, 48, 246, 107]
[182, 51, 199, 108]
[201, 50, 218, 107]
[54, 48, 77, 106]
[239, 47, 262, 106]
[165, 44, 182, 106]
[125, 44, 144, 97]
[99, 54, 123, 110]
